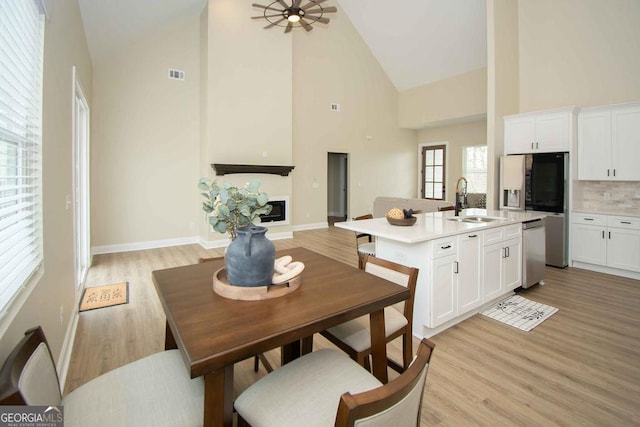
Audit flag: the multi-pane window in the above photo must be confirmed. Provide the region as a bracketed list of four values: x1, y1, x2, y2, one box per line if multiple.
[421, 145, 446, 200]
[462, 145, 487, 193]
[0, 0, 45, 312]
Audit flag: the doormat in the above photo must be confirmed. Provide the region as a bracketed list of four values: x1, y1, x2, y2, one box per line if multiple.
[79, 282, 129, 312]
[480, 295, 558, 332]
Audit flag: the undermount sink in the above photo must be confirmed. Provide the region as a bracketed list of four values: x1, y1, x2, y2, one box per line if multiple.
[447, 216, 506, 223]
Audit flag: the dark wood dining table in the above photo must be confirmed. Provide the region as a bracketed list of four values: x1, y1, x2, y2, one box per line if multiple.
[152, 247, 410, 427]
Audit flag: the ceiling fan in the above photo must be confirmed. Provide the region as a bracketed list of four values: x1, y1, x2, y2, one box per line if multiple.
[252, 1, 337, 33]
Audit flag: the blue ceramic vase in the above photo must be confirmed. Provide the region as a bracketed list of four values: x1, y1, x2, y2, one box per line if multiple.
[226, 225, 275, 287]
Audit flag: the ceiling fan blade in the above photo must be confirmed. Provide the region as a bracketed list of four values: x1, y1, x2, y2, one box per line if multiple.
[284, 22, 293, 33]
[308, 16, 330, 24]
[304, 6, 336, 14]
[264, 17, 287, 29]
[301, 0, 327, 10]
[293, 0, 302, 7]
[276, 0, 289, 9]
[252, 3, 283, 12]
[299, 17, 313, 31]
[252, 14, 283, 19]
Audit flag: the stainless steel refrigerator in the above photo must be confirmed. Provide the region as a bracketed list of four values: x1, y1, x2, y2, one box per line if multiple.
[500, 152, 569, 267]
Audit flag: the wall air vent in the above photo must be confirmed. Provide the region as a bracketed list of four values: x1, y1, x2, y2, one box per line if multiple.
[168, 68, 185, 80]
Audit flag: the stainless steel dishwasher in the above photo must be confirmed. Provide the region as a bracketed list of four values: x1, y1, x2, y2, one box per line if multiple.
[522, 219, 546, 288]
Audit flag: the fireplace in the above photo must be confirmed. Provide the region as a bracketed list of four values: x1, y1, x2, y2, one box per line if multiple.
[260, 198, 288, 224]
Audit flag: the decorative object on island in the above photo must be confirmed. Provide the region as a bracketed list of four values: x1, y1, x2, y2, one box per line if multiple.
[252, 1, 337, 33]
[199, 178, 275, 286]
[386, 208, 417, 226]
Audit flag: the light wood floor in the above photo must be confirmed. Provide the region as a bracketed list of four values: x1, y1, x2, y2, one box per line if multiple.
[65, 226, 640, 426]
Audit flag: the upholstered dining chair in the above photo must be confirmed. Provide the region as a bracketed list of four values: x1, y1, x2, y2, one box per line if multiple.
[320, 255, 419, 374]
[234, 338, 435, 427]
[353, 214, 375, 270]
[198, 256, 274, 373]
[0, 326, 203, 426]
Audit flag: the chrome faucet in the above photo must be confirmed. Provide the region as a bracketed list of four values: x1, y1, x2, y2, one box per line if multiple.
[455, 177, 468, 216]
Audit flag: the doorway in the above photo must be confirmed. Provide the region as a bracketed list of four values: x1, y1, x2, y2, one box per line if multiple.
[327, 153, 348, 225]
[72, 67, 90, 295]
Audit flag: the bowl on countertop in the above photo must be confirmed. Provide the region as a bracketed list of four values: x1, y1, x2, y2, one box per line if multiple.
[386, 216, 417, 226]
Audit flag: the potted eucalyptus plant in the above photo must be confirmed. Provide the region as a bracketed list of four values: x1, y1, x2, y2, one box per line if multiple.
[198, 178, 275, 287]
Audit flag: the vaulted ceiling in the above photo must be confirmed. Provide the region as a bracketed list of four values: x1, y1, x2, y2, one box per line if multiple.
[77, 0, 487, 91]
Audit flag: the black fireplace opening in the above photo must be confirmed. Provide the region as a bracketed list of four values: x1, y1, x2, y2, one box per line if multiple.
[260, 200, 286, 223]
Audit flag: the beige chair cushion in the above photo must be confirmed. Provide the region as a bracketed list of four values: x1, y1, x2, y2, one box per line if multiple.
[19, 342, 63, 405]
[354, 359, 429, 427]
[357, 242, 376, 256]
[235, 349, 382, 427]
[324, 307, 408, 353]
[62, 350, 203, 427]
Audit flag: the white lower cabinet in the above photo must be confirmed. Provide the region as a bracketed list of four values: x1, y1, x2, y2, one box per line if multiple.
[481, 224, 523, 301]
[572, 213, 640, 274]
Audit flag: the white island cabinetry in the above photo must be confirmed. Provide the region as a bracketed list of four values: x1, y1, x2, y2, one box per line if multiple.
[335, 210, 544, 338]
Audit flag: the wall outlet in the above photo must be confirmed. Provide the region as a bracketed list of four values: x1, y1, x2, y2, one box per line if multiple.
[330, 103, 341, 112]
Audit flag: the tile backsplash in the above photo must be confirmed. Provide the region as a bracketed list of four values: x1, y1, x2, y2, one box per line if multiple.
[573, 180, 640, 210]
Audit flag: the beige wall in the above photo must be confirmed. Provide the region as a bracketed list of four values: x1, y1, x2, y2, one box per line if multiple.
[0, 0, 92, 366]
[519, 0, 640, 112]
[487, 0, 520, 209]
[293, 7, 417, 222]
[399, 68, 487, 129]
[200, 0, 293, 244]
[91, 16, 200, 248]
[418, 120, 487, 204]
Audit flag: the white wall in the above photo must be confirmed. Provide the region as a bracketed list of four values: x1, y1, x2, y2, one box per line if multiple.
[292, 6, 417, 222]
[518, 0, 640, 112]
[91, 16, 200, 249]
[0, 0, 92, 366]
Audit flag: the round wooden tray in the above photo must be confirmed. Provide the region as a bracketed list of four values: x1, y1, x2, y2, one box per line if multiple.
[213, 268, 302, 301]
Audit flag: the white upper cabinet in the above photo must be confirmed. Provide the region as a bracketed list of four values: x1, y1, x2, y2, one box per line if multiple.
[578, 102, 640, 181]
[504, 107, 576, 155]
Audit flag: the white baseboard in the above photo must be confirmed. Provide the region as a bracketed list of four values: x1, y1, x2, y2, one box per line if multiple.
[571, 261, 640, 280]
[199, 231, 294, 250]
[57, 308, 79, 392]
[292, 222, 328, 231]
[92, 236, 200, 255]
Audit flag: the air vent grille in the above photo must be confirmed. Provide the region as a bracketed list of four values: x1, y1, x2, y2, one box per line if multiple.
[168, 68, 185, 80]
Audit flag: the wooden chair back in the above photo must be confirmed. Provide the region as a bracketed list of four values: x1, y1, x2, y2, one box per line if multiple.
[335, 338, 435, 427]
[438, 205, 455, 212]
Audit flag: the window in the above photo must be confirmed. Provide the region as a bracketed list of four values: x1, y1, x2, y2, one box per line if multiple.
[0, 0, 45, 312]
[462, 145, 487, 193]
[421, 145, 446, 200]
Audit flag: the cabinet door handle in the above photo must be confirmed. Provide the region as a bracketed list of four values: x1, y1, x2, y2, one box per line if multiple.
[441, 244, 451, 249]
[506, 247, 510, 257]
[531, 142, 534, 150]
[468, 234, 478, 238]
[502, 247, 507, 258]
[621, 221, 632, 225]
[584, 218, 594, 221]
[607, 169, 610, 177]
[613, 169, 616, 177]
[536, 142, 539, 149]
[602, 230, 605, 239]
[608, 231, 611, 239]
[454, 261, 459, 274]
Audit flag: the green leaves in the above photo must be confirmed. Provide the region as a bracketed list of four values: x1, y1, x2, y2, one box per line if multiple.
[198, 178, 271, 238]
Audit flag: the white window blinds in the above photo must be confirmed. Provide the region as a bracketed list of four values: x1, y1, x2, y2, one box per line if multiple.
[0, 0, 45, 312]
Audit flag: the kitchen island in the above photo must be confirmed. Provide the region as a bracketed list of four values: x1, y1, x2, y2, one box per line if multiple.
[336, 209, 546, 338]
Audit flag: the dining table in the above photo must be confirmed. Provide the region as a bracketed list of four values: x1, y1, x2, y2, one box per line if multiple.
[152, 246, 410, 427]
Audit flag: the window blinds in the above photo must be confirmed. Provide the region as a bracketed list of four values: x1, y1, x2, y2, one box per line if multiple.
[0, 0, 45, 312]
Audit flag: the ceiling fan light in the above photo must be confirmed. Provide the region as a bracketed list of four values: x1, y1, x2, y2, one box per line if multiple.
[287, 13, 301, 22]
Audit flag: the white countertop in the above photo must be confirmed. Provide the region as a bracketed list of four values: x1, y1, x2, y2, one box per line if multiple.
[335, 209, 546, 244]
